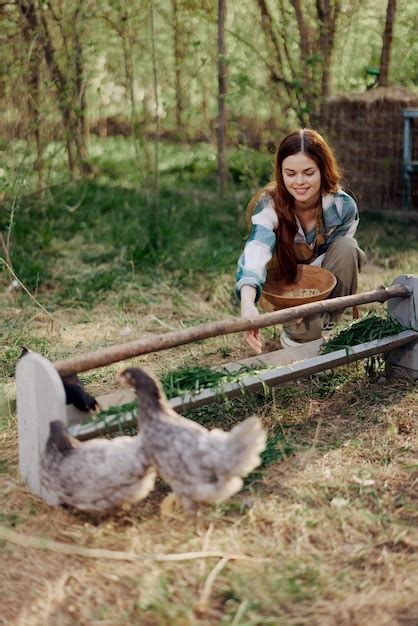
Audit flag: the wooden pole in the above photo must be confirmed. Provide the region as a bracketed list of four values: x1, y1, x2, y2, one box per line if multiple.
[54, 284, 411, 376]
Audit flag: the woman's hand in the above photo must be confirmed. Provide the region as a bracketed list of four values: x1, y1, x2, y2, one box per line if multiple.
[240, 286, 263, 355]
[245, 326, 263, 354]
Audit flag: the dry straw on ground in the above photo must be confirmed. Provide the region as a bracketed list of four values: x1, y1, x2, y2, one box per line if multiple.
[1, 270, 417, 625]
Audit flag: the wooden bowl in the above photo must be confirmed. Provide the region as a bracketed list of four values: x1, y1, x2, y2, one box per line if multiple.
[261, 264, 337, 310]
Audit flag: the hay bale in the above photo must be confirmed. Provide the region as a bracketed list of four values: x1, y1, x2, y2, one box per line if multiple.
[321, 87, 418, 211]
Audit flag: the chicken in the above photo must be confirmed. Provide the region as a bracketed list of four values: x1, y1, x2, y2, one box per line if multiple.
[60, 373, 99, 413]
[41, 420, 156, 512]
[118, 367, 267, 514]
[20, 347, 99, 412]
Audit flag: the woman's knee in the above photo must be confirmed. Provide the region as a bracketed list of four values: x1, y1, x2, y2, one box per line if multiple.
[329, 236, 357, 255]
[325, 237, 365, 268]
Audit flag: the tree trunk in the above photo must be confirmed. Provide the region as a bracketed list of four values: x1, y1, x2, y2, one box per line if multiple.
[289, 0, 316, 124]
[378, 0, 397, 87]
[172, 0, 185, 138]
[120, 8, 141, 162]
[37, 0, 92, 177]
[315, 0, 341, 125]
[17, 0, 45, 188]
[37, 6, 76, 175]
[217, 0, 227, 198]
[73, 5, 91, 171]
[102, 5, 152, 177]
[149, 0, 162, 251]
[316, 0, 340, 99]
[257, 0, 304, 123]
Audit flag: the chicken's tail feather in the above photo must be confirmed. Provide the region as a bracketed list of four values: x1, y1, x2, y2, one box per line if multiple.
[223, 416, 266, 477]
[47, 420, 77, 456]
[19, 345, 30, 359]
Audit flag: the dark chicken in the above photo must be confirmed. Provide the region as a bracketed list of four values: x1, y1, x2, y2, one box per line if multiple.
[41, 420, 156, 512]
[20, 347, 99, 412]
[118, 367, 267, 513]
[60, 373, 99, 412]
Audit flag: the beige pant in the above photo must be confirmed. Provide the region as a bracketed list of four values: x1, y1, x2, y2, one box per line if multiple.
[284, 237, 366, 342]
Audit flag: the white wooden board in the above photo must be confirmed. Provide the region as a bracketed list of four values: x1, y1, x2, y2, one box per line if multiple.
[16, 352, 67, 504]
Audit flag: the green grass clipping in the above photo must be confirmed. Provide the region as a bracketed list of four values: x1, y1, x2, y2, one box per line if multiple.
[320, 311, 406, 354]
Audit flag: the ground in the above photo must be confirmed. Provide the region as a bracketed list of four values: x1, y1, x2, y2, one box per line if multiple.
[0, 173, 417, 625]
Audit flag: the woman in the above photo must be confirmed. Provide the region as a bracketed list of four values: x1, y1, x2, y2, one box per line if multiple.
[236, 128, 366, 354]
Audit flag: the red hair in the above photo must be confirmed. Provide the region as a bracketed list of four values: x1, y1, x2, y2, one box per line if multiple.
[247, 129, 341, 283]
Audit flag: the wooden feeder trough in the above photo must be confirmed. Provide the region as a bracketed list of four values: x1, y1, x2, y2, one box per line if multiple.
[15, 275, 418, 506]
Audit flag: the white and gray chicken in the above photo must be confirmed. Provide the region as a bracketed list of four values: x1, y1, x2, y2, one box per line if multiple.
[118, 367, 267, 513]
[41, 420, 156, 512]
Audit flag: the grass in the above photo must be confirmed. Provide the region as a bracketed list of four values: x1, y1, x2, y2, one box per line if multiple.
[1, 180, 243, 307]
[0, 137, 417, 625]
[320, 312, 407, 354]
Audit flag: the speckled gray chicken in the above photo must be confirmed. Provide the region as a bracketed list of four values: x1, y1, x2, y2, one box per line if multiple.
[41, 367, 266, 514]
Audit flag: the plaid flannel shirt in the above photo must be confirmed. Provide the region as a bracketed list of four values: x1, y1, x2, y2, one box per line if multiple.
[236, 190, 359, 301]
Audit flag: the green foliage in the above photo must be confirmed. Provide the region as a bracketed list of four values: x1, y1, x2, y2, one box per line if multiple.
[357, 212, 418, 267]
[2, 139, 273, 305]
[0, 333, 52, 379]
[227, 147, 273, 187]
[4, 187, 236, 303]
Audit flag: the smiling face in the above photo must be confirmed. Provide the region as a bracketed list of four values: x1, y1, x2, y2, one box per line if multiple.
[281, 152, 321, 208]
